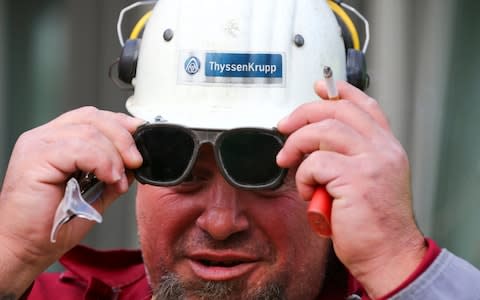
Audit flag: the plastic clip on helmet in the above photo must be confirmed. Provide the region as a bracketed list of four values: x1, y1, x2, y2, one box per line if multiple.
[113, 0, 369, 130]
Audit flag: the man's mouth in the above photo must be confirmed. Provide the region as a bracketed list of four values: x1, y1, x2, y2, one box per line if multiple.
[199, 259, 244, 267]
[188, 253, 259, 281]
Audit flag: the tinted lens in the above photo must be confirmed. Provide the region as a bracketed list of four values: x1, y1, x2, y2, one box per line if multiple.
[219, 131, 284, 186]
[135, 127, 195, 183]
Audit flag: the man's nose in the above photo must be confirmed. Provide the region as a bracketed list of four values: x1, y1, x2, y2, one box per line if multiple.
[196, 180, 250, 240]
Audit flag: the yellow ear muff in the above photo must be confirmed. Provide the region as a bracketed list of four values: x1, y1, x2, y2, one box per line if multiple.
[129, 11, 153, 40]
[327, 0, 361, 51]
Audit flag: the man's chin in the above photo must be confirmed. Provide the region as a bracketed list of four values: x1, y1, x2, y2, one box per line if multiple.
[152, 272, 285, 300]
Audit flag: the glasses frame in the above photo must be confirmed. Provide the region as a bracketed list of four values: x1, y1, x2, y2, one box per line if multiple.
[133, 123, 288, 190]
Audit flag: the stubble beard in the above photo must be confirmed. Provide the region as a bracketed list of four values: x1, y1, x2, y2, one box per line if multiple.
[151, 272, 286, 300]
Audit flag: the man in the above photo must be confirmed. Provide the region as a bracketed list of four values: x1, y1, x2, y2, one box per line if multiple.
[1, 0, 480, 299]
[2, 83, 480, 300]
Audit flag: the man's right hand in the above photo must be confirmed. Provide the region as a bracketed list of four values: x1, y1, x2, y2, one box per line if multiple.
[0, 107, 143, 298]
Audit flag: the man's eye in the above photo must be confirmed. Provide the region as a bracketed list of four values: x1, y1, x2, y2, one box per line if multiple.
[183, 173, 196, 183]
[254, 176, 296, 199]
[182, 172, 208, 184]
[171, 173, 205, 193]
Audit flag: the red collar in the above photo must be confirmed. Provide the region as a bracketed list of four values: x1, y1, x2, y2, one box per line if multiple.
[60, 245, 146, 289]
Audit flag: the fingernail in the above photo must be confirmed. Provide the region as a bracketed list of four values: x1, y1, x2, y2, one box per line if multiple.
[129, 145, 143, 164]
[276, 150, 285, 165]
[120, 173, 129, 192]
[133, 117, 146, 127]
[112, 168, 122, 182]
[278, 115, 289, 128]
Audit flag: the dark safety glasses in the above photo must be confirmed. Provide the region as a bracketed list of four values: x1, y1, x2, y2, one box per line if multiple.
[133, 123, 287, 190]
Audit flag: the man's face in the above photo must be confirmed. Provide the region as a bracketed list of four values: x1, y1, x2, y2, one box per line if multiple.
[136, 146, 329, 299]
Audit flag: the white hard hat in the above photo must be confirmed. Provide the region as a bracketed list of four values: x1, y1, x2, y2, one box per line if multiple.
[122, 0, 349, 129]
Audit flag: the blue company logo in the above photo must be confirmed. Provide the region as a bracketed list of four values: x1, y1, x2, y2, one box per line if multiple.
[205, 53, 282, 78]
[184, 56, 201, 75]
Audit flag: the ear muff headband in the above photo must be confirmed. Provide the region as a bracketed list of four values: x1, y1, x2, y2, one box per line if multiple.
[129, 0, 360, 50]
[327, 0, 360, 51]
[130, 11, 153, 40]
[128, 2, 361, 51]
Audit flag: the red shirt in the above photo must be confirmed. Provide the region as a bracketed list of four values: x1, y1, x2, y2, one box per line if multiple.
[25, 239, 440, 300]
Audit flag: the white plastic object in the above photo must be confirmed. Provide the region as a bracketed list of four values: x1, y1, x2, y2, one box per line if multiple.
[50, 177, 104, 243]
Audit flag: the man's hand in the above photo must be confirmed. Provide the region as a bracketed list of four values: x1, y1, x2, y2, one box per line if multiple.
[276, 81, 426, 298]
[0, 107, 143, 297]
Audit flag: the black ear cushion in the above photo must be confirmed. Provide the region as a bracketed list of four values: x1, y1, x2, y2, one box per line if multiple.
[346, 49, 369, 91]
[118, 39, 141, 84]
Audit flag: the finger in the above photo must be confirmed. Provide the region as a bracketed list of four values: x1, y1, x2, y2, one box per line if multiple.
[315, 80, 391, 131]
[278, 99, 379, 138]
[51, 107, 143, 169]
[88, 112, 143, 169]
[92, 171, 137, 214]
[277, 119, 365, 168]
[110, 169, 136, 196]
[295, 151, 349, 201]
[41, 125, 128, 185]
[112, 111, 146, 133]
[55, 107, 144, 132]
[88, 171, 136, 224]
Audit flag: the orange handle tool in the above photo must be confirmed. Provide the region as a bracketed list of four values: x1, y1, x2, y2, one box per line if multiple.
[307, 66, 337, 237]
[307, 187, 333, 237]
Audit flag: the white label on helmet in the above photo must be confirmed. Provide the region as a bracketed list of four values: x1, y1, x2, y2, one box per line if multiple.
[178, 51, 285, 86]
